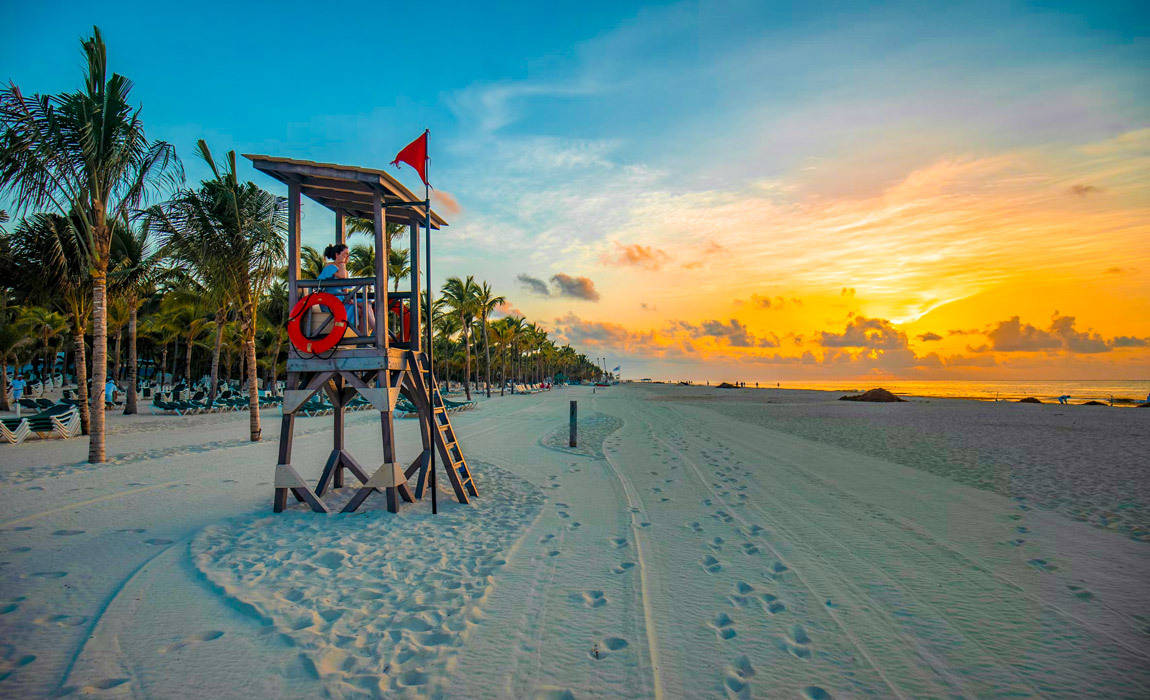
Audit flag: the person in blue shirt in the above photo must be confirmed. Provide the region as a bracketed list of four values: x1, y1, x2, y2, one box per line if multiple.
[10, 373, 27, 417]
[318, 244, 374, 334]
[105, 378, 118, 405]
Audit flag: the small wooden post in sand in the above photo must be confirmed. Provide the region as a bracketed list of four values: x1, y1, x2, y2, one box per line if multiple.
[569, 400, 578, 447]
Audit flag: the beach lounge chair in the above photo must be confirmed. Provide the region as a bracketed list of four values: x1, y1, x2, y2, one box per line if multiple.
[24, 405, 80, 439]
[0, 416, 31, 444]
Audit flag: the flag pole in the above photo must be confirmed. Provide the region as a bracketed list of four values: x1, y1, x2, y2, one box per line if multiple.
[424, 130, 437, 515]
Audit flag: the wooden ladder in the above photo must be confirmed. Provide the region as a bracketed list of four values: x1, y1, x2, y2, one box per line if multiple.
[412, 352, 478, 503]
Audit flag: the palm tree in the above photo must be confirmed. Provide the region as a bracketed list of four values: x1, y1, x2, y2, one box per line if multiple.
[109, 219, 164, 414]
[300, 245, 325, 279]
[0, 26, 182, 462]
[18, 306, 67, 383]
[388, 247, 410, 292]
[440, 275, 479, 400]
[0, 323, 29, 411]
[348, 243, 375, 278]
[473, 281, 506, 398]
[7, 212, 95, 432]
[489, 318, 514, 396]
[151, 140, 285, 441]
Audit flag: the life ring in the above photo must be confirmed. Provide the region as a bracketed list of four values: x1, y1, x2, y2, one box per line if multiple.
[287, 292, 347, 355]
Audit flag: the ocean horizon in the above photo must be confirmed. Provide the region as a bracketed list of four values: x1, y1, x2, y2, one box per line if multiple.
[669, 379, 1150, 403]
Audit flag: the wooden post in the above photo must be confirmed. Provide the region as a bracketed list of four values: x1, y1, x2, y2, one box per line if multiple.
[569, 400, 577, 447]
[335, 210, 346, 246]
[332, 374, 344, 488]
[373, 190, 388, 354]
[409, 220, 421, 350]
[287, 182, 301, 310]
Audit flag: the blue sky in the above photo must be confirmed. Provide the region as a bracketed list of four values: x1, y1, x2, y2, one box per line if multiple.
[3, 1, 1148, 380]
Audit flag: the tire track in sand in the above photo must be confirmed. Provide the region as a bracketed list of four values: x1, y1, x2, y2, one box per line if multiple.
[593, 395, 666, 700]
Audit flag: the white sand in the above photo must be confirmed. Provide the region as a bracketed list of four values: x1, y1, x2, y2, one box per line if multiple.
[1, 385, 1147, 698]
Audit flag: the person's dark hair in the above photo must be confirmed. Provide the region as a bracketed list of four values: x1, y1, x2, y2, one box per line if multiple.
[323, 243, 348, 260]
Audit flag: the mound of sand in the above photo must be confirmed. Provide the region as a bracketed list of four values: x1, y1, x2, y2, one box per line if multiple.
[839, 388, 905, 403]
[716, 382, 739, 389]
[1019, 397, 1042, 404]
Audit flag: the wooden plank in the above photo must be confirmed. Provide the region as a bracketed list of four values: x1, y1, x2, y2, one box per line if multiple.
[287, 355, 389, 373]
[335, 210, 345, 246]
[373, 190, 388, 354]
[408, 220, 421, 351]
[287, 182, 301, 310]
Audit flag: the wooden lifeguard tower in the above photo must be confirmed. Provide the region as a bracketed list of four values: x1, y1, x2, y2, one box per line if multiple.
[245, 154, 477, 514]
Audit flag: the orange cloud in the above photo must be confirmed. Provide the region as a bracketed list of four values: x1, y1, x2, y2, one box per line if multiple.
[602, 241, 671, 270]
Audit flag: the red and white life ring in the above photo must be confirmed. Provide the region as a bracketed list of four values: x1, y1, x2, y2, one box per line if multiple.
[287, 292, 347, 355]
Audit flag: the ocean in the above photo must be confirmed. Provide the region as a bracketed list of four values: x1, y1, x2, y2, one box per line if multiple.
[776, 379, 1150, 404]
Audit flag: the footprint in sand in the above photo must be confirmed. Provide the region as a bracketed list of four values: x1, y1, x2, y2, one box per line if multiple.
[1028, 558, 1058, 572]
[611, 562, 636, 574]
[548, 550, 561, 557]
[117, 528, 147, 533]
[51, 530, 84, 537]
[8, 526, 34, 532]
[539, 534, 556, 543]
[741, 543, 760, 556]
[781, 624, 812, 658]
[589, 636, 629, 660]
[145, 538, 174, 546]
[1067, 584, 1095, 601]
[709, 537, 724, 550]
[802, 686, 833, 699]
[689, 522, 704, 533]
[10, 547, 31, 553]
[761, 593, 786, 614]
[710, 612, 736, 639]
[701, 555, 723, 573]
[610, 537, 629, 549]
[571, 590, 607, 608]
[724, 655, 756, 698]
[159, 630, 225, 654]
[31, 571, 67, 579]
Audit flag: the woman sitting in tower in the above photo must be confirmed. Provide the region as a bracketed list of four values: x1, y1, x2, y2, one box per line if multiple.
[319, 244, 375, 334]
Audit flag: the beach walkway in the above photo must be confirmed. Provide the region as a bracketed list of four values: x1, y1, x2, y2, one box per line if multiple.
[0, 385, 1146, 697]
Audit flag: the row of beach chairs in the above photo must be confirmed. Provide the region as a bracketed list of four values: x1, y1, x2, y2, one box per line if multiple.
[0, 403, 81, 444]
[150, 390, 283, 416]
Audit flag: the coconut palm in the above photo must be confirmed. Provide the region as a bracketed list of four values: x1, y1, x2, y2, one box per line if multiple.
[0, 26, 182, 461]
[150, 140, 285, 441]
[109, 219, 164, 413]
[300, 245, 325, 279]
[7, 212, 95, 432]
[18, 306, 67, 384]
[0, 323, 29, 411]
[440, 275, 479, 400]
[473, 281, 506, 398]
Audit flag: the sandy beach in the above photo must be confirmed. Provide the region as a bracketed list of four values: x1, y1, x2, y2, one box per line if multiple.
[1, 384, 1148, 698]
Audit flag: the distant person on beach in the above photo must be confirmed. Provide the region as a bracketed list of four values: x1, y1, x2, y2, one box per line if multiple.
[1057, 394, 1070, 405]
[105, 378, 118, 405]
[11, 373, 26, 416]
[319, 244, 374, 334]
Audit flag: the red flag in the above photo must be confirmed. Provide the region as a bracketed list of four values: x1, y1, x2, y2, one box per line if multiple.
[391, 130, 429, 186]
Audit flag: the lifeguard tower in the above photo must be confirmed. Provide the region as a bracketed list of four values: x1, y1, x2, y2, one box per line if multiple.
[245, 155, 476, 514]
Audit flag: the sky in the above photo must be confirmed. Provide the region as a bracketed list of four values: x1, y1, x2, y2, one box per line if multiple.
[2, 0, 1148, 381]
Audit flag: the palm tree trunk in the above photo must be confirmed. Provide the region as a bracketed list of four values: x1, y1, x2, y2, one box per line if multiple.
[482, 319, 492, 398]
[88, 274, 107, 463]
[0, 354, 9, 411]
[73, 331, 90, 434]
[500, 344, 506, 396]
[124, 302, 139, 415]
[209, 310, 224, 402]
[185, 333, 193, 386]
[113, 327, 122, 382]
[243, 288, 261, 441]
[462, 323, 472, 401]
